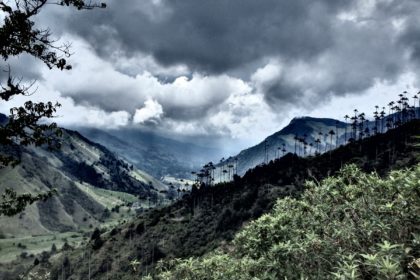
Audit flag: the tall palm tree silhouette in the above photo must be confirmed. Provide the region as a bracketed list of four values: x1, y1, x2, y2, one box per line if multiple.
[388, 101, 395, 127]
[324, 133, 328, 153]
[358, 113, 365, 140]
[344, 114, 349, 143]
[380, 107, 386, 133]
[219, 158, 225, 183]
[414, 94, 419, 119]
[328, 130, 335, 151]
[318, 132, 323, 153]
[315, 138, 321, 155]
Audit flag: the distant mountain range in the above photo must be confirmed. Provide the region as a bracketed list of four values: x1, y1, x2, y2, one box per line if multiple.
[76, 127, 224, 179]
[0, 127, 170, 238]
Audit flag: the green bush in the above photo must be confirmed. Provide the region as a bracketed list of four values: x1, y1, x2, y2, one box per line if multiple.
[149, 164, 420, 279]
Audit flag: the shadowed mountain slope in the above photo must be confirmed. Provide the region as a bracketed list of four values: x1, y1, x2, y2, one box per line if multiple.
[77, 127, 223, 179]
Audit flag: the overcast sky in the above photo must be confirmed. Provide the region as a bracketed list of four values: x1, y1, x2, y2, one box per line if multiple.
[1, 0, 420, 151]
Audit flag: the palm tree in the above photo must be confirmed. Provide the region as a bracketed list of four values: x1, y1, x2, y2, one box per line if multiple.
[358, 113, 365, 140]
[328, 130, 335, 151]
[324, 133, 328, 153]
[351, 111, 358, 140]
[344, 114, 349, 143]
[318, 132, 323, 153]
[219, 158, 225, 182]
[227, 164, 234, 181]
[222, 169, 228, 182]
[282, 143, 286, 157]
[380, 108, 386, 133]
[315, 138, 321, 155]
[374, 106, 379, 135]
[388, 101, 395, 127]
[414, 94, 419, 119]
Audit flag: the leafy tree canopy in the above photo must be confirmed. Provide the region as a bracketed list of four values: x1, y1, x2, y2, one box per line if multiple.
[0, 0, 105, 216]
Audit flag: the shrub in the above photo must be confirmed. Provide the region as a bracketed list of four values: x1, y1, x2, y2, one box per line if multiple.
[150, 164, 420, 279]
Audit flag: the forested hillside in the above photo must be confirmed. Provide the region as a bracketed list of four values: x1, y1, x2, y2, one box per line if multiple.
[151, 163, 420, 279]
[24, 120, 418, 280]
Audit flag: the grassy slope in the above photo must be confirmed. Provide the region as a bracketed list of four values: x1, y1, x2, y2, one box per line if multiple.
[35, 120, 419, 280]
[0, 129, 171, 264]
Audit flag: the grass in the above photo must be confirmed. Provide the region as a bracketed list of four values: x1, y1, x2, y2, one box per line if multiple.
[76, 182, 138, 209]
[0, 232, 84, 263]
[0, 185, 141, 263]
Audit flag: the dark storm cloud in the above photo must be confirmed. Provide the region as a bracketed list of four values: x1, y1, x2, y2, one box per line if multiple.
[60, 0, 351, 73]
[55, 0, 419, 104]
[25, 0, 420, 133]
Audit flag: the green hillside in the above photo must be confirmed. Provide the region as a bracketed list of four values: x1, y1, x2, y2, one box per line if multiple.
[21, 120, 418, 280]
[150, 163, 420, 279]
[0, 128, 171, 264]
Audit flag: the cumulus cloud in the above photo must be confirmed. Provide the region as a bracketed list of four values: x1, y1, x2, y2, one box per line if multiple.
[133, 99, 164, 124]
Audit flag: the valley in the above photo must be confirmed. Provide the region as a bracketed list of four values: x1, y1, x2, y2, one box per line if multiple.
[4, 119, 415, 280]
[2, 2, 420, 279]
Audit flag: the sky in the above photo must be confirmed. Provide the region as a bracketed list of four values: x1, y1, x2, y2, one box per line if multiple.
[1, 0, 420, 151]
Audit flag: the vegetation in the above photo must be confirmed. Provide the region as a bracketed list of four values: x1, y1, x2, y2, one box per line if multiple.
[150, 164, 420, 279]
[26, 120, 418, 280]
[0, 0, 105, 216]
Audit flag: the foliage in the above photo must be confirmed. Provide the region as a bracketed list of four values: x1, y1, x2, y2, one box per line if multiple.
[24, 121, 419, 280]
[150, 164, 420, 279]
[0, 0, 105, 216]
[0, 188, 56, 216]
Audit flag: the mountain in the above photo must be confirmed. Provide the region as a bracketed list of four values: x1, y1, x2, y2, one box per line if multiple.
[217, 117, 348, 176]
[23, 120, 419, 280]
[76, 127, 224, 179]
[0, 128, 170, 240]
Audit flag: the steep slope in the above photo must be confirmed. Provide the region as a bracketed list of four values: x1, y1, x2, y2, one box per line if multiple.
[152, 164, 420, 279]
[32, 120, 419, 280]
[0, 128, 170, 238]
[219, 117, 348, 176]
[77, 127, 223, 179]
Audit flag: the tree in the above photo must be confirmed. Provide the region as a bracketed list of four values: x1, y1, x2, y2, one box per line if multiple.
[344, 114, 349, 143]
[0, 0, 105, 216]
[328, 129, 335, 152]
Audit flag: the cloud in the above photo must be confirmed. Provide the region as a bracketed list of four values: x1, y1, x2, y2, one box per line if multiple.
[44, 0, 418, 111]
[3, 0, 420, 148]
[42, 0, 351, 73]
[39, 37, 251, 122]
[133, 99, 163, 124]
